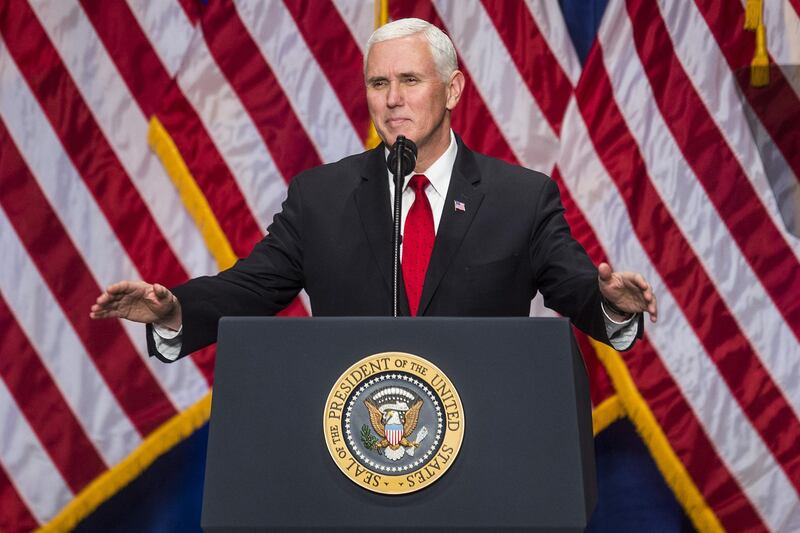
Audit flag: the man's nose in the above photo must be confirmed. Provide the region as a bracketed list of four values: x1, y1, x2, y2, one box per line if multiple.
[386, 81, 403, 107]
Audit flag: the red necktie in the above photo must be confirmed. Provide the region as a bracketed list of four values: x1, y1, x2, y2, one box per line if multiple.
[402, 175, 434, 316]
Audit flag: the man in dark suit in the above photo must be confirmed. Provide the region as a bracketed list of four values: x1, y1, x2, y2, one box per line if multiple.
[91, 18, 657, 361]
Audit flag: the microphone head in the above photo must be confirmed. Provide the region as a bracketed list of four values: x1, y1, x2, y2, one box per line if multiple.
[387, 135, 418, 177]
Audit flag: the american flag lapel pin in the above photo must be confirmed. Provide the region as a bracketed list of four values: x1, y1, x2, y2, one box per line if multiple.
[454, 200, 466, 212]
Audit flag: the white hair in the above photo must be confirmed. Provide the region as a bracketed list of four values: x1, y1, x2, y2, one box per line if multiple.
[364, 18, 458, 81]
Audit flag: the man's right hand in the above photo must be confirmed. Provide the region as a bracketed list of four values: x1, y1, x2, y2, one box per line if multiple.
[90, 281, 182, 330]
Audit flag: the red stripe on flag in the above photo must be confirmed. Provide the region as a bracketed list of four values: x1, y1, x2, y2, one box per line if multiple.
[79, 0, 174, 118]
[283, 0, 371, 138]
[552, 178, 765, 530]
[626, 0, 800, 339]
[177, 0, 201, 26]
[389, 1, 517, 164]
[0, 0, 187, 289]
[578, 38, 800, 493]
[156, 91, 266, 258]
[202, 1, 323, 180]
[0, 297, 107, 493]
[480, 0, 571, 135]
[694, 0, 800, 187]
[0, 463, 38, 532]
[791, 0, 800, 18]
[177, 0, 203, 26]
[0, 119, 177, 436]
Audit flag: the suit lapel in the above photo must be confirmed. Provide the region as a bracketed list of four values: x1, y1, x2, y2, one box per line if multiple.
[417, 140, 484, 315]
[354, 145, 411, 315]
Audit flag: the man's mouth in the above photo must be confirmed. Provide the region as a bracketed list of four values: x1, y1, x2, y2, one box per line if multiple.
[386, 118, 410, 127]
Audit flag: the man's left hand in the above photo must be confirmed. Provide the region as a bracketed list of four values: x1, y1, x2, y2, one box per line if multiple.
[598, 262, 658, 323]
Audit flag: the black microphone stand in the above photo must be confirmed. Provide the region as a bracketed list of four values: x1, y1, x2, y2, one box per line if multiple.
[388, 136, 417, 317]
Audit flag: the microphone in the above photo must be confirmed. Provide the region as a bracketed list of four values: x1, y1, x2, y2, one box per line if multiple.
[387, 136, 417, 318]
[387, 135, 418, 179]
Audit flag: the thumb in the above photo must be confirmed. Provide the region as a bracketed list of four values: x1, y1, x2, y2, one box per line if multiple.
[597, 262, 613, 282]
[152, 284, 171, 302]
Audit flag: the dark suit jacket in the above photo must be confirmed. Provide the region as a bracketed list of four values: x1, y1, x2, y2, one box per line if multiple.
[148, 137, 641, 360]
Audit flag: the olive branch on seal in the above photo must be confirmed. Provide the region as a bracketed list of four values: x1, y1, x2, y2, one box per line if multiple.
[360, 424, 380, 452]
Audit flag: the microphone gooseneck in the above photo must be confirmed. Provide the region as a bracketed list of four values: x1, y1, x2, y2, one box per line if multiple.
[387, 136, 418, 317]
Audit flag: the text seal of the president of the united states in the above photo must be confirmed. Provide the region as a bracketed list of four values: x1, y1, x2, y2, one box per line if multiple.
[323, 352, 464, 494]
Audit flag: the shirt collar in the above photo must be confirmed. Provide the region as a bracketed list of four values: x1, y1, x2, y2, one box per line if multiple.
[385, 130, 458, 196]
[414, 130, 457, 197]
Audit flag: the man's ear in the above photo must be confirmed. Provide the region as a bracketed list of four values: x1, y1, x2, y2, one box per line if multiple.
[445, 70, 465, 111]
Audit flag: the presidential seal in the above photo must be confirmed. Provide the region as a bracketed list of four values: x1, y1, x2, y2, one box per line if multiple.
[323, 352, 464, 495]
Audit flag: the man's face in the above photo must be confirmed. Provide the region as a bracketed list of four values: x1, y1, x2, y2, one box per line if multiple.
[365, 35, 461, 161]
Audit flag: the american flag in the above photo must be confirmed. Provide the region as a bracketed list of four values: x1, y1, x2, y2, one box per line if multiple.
[1, 1, 798, 531]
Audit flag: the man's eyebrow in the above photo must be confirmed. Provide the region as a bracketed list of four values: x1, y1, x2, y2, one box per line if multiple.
[366, 72, 424, 84]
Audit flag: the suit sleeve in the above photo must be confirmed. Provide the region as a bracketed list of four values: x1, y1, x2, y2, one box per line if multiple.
[529, 178, 643, 349]
[149, 177, 307, 359]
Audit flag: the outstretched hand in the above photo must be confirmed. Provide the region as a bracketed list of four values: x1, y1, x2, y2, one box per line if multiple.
[90, 281, 182, 330]
[598, 263, 658, 323]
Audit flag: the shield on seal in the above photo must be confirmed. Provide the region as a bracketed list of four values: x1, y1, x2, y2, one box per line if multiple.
[385, 423, 403, 446]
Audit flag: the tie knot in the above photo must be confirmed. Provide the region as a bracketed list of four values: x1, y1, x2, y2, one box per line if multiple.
[409, 174, 429, 194]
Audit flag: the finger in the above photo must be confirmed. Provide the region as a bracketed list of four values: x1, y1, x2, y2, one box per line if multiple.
[641, 285, 653, 304]
[90, 307, 117, 319]
[635, 273, 649, 290]
[153, 283, 166, 299]
[648, 293, 658, 322]
[153, 283, 172, 302]
[597, 262, 613, 282]
[105, 281, 132, 294]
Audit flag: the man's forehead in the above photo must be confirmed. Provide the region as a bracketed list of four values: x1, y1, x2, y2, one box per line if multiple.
[365, 34, 435, 74]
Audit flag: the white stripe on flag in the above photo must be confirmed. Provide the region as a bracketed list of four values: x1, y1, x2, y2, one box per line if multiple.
[434, 0, 560, 171]
[0, 378, 72, 523]
[234, 0, 365, 162]
[524, 0, 582, 86]
[173, 29, 287, 232]
[760, 0, 800, 65]
[0, 205, 140, 467]
[125, 0, 196, 77]
[331, 0, 375, 54]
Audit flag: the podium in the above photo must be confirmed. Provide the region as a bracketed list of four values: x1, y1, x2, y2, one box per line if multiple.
[201, 317, 596, 531]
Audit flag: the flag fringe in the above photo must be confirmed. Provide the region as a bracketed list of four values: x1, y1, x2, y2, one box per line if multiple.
[589, 339, 724, 533]
[591, 395, 624, 435]
[147, 116, 238, 271]
[38, 394, 212, 533]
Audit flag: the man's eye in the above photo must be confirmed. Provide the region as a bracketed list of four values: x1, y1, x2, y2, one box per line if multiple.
[371, 80, 387, 88]
[403, 77, 418, 84]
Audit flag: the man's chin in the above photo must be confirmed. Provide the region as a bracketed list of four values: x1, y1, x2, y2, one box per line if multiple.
[384, 132, 419, 148]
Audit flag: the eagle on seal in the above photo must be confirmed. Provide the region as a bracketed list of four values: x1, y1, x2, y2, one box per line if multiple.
[364, 397, 423, 457]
